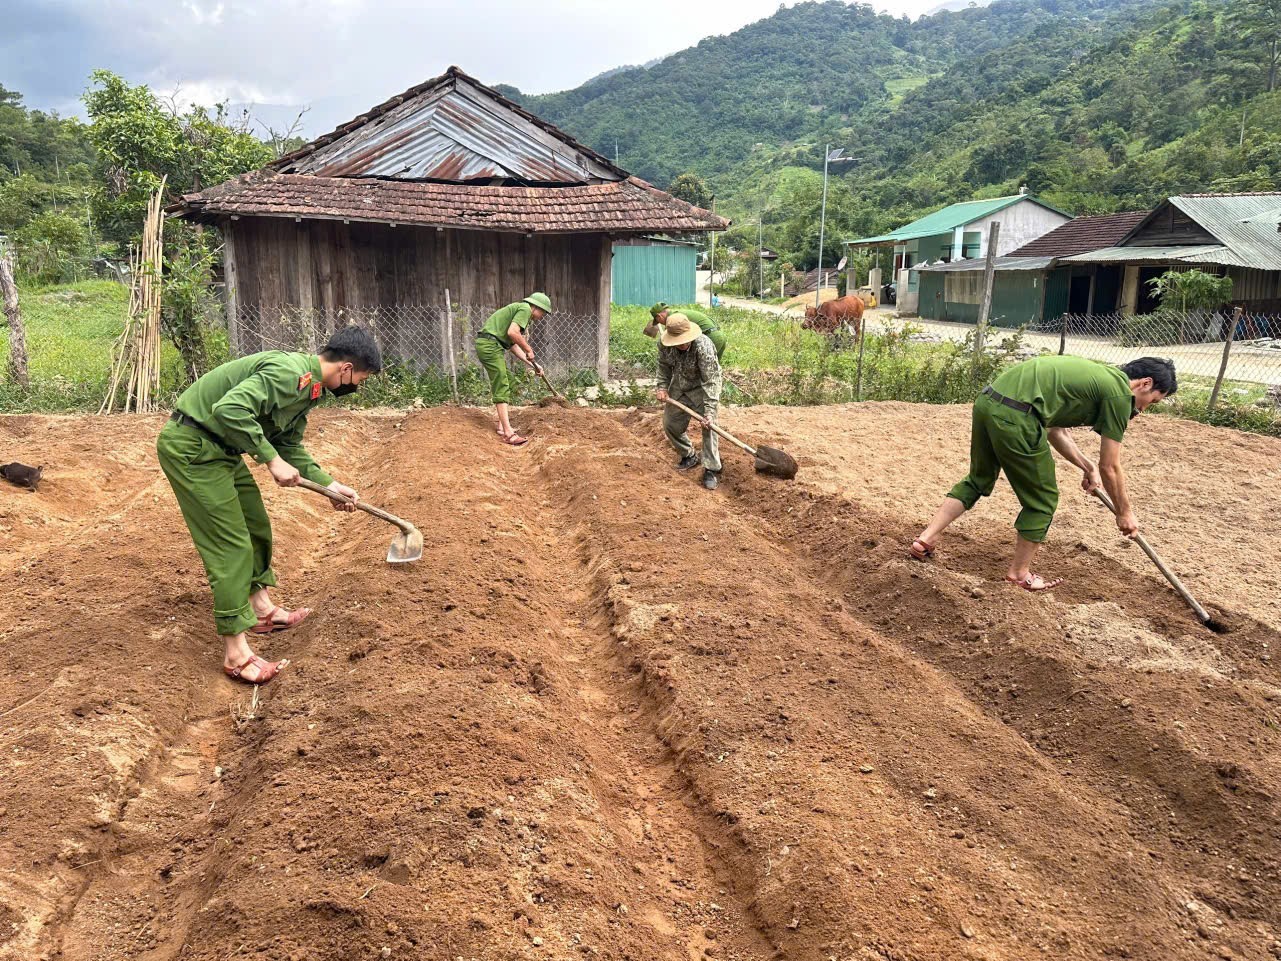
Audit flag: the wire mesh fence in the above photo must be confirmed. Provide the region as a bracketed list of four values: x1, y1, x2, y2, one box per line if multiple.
[228, 302, 605, 382]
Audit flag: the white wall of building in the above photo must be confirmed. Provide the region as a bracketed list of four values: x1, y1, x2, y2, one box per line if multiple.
[965, 199, 1071, 257]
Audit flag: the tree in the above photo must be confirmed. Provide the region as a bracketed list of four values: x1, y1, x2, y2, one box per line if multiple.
[1148, 268, 1234, 315]
[667, 172, 713, 210]
[1232, 0, 1281, 93]
[82, 71, 271, 246]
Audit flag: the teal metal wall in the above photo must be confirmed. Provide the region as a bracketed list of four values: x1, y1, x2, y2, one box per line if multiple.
[611, 244, 697, 306]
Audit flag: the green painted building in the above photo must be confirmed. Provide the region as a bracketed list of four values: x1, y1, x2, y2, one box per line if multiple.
[611, 237, 698, 306]
[845, 192, 1072, 314]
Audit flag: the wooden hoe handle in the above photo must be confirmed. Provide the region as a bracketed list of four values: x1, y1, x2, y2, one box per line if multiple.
[1091, 488, 1211, 624]
[662, 396, 756, 455]
[296, 478, 417, 535]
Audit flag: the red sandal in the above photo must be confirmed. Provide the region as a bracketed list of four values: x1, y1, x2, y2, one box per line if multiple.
[251, 606, 312, 635]
[500, 433, 529, 447]
[224, 654, 289, 684]
[1005, 573, 1063, 592]
[909, 537, 937, 561]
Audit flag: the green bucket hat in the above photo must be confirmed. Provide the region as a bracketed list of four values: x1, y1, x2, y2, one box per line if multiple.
[649, 302, 669, 320]
[524, 292, 552, 313]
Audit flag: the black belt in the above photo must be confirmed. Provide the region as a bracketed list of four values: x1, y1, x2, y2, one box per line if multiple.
[170, 411, 241, 456]
[982, 386, 1034, 415]
[476, 331, 506, 344]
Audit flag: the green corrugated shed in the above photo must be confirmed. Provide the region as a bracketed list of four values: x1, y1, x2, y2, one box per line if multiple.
[918, 268, 1047, 328]
[611, 242, 697, 306]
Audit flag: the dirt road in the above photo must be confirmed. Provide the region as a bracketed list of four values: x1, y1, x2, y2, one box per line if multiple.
[2, 405, 1279, 960]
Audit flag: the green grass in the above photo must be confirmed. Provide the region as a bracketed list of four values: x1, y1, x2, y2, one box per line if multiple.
[2, 284, 1278, 438]
[0, 280, 187, 412]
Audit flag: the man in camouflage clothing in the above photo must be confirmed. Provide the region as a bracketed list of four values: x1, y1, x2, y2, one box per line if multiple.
[656, 315, 723, 490]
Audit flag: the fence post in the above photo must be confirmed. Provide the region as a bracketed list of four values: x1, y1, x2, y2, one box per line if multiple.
[0, 248, 30, 390]
[1207, 306, 1243, 413]
[855, 317, 867, 401]
[1058, 310, 1067, 355]
[971, 222, 1000, 382]
[443, 288, 460, 405]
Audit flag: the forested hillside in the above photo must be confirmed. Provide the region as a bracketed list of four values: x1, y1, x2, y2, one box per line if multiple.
[511, 0, 1281, 270]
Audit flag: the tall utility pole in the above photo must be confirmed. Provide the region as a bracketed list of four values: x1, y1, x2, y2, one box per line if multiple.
[708, 196, 717, 306]
[757, 214, 765, 298]
[815, 146, 853, 308]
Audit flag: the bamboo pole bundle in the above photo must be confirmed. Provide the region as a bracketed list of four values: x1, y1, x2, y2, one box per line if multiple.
[102, 178, 166, 414]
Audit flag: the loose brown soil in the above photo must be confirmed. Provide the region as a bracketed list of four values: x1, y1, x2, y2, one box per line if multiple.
[2, 403, 1279, 961]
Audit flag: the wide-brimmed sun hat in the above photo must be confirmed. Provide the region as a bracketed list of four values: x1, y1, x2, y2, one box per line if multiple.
[524, 292, 552, 312]
[660, 314, 700, 347]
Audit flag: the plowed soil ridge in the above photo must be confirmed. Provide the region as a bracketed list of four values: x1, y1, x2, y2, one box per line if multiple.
[2, 405, 1280, 961]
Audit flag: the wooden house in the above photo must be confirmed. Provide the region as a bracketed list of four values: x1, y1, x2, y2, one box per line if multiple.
[170, 66, 727, 375]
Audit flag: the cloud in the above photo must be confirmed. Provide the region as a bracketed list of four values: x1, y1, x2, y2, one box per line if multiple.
[5, 0, 945, 131]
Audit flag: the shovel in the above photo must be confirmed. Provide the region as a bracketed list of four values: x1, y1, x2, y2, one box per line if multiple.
[530, 363, 570, 408]
[663, 397, 798, 480]
[1092, 488, 1223, 632]
[297, 478, 423, 564]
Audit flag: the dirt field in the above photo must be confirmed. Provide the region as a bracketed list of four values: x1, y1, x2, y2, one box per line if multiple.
[2, 402, 1280, 961]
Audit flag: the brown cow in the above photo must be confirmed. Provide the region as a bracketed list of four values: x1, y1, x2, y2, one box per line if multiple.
[802, 295, 865, 337]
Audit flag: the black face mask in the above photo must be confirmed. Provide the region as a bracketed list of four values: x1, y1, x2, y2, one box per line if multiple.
[330, 368, 358, 397]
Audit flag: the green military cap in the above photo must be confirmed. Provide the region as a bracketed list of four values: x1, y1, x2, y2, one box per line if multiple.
[650, 302, 669, 320]
[524, 292, 552, 312]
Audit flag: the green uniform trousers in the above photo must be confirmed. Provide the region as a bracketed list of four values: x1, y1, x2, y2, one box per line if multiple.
[663, 388, 722, 472]
[947, 392, 1059, 543]
[706, 329, 727, 360]
[475, 336, 514, 405]
[157, 420, 277, 636]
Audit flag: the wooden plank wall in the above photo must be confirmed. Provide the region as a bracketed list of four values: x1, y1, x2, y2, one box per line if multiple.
[226, 216, 609, 374]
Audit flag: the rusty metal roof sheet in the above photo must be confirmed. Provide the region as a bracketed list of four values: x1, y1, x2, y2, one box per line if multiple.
[272, 66, 620, 185]
[169, 173, 730, 234]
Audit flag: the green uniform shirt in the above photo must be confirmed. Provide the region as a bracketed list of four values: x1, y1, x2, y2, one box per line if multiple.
[480, 302, 533, 349]
[991, 355, 1135, 443]
[678, 308, 716, 335]
[174, 351, 333, 485]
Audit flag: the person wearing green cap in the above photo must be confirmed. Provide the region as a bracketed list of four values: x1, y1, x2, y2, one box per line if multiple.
[475, 292, 552, 446]
[646, 303, 726, 360]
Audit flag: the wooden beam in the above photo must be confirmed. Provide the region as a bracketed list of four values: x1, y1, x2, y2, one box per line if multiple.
[222, 221, 242, 356]
[597, 233, 612, 378]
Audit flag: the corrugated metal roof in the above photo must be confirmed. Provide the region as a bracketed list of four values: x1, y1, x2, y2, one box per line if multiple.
[278, 77, 615, 184]
[1165, 194, 1281, 269]
[915, 256, 1055, 272]
[1060, 244, 1228, 264]
[846, 195, 1073, 245]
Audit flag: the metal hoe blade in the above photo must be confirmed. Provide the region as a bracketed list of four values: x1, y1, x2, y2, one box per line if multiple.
[753, 445, 799, 480]
[387, 526, 424, 564]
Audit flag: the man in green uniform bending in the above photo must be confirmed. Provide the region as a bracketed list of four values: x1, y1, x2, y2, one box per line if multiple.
[647, 303, 726, 360]
[911, 355, 1176, 591]
[156, 327, 382, 684]
[657, 315, 723, 491]
[475, 292, 551, 446]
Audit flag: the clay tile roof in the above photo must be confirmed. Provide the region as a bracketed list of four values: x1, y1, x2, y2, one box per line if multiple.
[170, 172, 729, 234]
[1009, 211, 1150, 257]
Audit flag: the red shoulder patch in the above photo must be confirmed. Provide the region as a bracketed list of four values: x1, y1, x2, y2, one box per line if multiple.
[310, 383, 323, 401]
[298, 371, 313, 391]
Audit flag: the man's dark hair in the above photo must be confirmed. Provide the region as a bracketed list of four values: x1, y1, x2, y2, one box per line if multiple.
[1120, 356, 1177, 395]
[321, 326, 382, 373]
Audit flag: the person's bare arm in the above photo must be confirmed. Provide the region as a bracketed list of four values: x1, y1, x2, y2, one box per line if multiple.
[1048, 427, 1100, 492]
[1098, 436, 1137, 536]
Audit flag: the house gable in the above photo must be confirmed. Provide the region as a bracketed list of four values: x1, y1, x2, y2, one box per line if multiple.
[272, 66, 620, 185]
[1124, 201, 1221, 248]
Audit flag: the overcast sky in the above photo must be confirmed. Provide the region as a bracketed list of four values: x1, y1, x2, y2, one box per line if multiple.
[5, 0, 951, 135]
